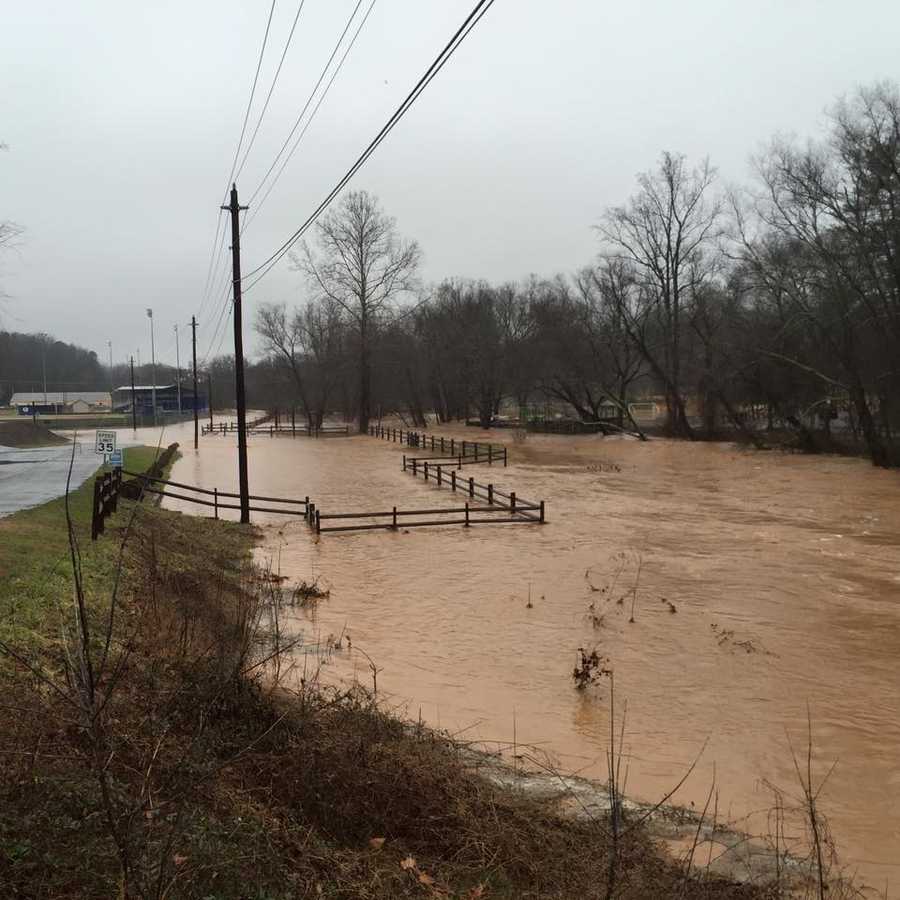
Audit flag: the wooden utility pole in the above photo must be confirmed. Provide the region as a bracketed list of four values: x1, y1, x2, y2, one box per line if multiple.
[222, 184, 250, 523]
[191, 316, 199, 450]
[207, 372, 214, 430]
[129, 356, 137, 431]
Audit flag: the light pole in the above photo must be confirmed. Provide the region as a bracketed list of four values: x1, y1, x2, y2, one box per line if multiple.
[107, 340, 113, 391]
[174, 323, 182, 415]
[147, 309, 157, 426]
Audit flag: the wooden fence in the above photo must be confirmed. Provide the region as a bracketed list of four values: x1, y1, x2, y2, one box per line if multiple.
[311, 500, 542, 534]
[368, 424, 507, 466]
[91, 468, 122, 540]
[309, 424, 545, 535]
[121, 471, 309, 519]
[200, 412, 274, 436]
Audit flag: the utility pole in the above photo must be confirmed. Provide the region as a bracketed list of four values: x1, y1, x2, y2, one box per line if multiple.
[207, 371, 214, 430]
[146, 309, 157, 426]
[191, 316, 199, 450]
[174, 324, 182, 415]
[107, 340, 113, 390]
[222, 183, 250, 523]
[130, 355, 137, 431]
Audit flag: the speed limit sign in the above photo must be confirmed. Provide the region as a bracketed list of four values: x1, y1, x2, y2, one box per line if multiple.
[95, 430, 117, 456]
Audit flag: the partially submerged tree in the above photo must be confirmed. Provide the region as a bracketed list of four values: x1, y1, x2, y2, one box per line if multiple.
[294, 191, 420, 432]
[598, 152, 723, 437]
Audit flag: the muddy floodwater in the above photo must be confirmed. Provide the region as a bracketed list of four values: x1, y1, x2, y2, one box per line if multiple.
[165, 425, 900, 891]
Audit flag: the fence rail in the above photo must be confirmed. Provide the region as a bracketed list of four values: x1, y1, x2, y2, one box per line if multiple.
[368, 424, 507, 466]
[312, 500, 542, 534]
[91, 468, 122, 539]
[122, 470, 310, 519]
[200, 412, 274, 435]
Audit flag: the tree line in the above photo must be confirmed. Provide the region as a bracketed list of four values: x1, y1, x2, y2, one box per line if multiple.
[4, 85, 898, 469]
[248, 84, 900, 468]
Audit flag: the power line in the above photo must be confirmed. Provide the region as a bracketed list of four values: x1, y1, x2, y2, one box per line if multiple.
[242, 0, 499, 293]
[242, 0, 379, 233]
[244, 0, 367, 210]
[234, 0, 309, 184]
[222, 0, 277, 201]
[197, 0, 277, 321]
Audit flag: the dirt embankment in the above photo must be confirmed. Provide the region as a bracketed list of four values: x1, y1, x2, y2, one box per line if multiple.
[0, 419, 69, 448]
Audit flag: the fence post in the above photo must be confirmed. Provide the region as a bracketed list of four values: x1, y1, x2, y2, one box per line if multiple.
[474, 444, 479, 462]
[403, 454, 407, 472]
[424, 461, 429, 482]
[91, 478, 101, 540]
[462, 440, 467, 457]
[440, 436, 444, 453]
[451, 438, 455, 455]
[458, 453, 462, 470]
[465, 502, 470, 527]
[437, 464, 443, 486]
[292, 408, 296, 437]
[431, 435, 435, 451]
[315, 509, 321, 534]
[539, 500, 545, 523]
[488, 483, 493, 505]
[504, 447, 508, 467]
[510, 491, 517, 514]
[214, 487, 219, 519]
[412, 459, 417, 477]
[469, 477, 474, 498]
[392, 506, 397, 529]
[451, 470, 456, 491]
[488, 445, 492, 465]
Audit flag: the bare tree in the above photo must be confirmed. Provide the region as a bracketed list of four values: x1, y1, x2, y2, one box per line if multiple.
[293, 190, 420, 432]
[598, 152, 723, 437]
[255, 303, 314, 424]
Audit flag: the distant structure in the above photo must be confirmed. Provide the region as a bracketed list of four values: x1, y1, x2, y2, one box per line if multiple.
[112, 384, 206, 415]
[10, 391, 112, 415]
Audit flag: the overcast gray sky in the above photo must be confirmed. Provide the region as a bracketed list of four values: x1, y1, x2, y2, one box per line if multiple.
[2, 0, 899, 368]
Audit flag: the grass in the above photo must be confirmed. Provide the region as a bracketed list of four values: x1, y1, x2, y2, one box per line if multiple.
[0, 445, 175, 651]
[0, 420, 70, 447]
[0, 471, 782, 899]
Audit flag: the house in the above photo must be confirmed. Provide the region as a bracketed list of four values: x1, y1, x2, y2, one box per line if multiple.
[10, 391, 112, 415]
[112, 384, 207, 414]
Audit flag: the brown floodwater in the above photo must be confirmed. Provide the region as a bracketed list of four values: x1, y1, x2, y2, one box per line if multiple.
[164, 425, 900, 892]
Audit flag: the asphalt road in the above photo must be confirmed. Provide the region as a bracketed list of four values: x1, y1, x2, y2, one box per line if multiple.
[0, 442, 102, 518]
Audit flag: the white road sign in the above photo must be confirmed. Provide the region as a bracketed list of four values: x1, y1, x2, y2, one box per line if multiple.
[95, 430, 117, 455]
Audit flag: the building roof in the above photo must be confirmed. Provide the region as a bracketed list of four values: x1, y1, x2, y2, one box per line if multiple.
[10, 391, 111, 405]
[113, 385, 176, 392]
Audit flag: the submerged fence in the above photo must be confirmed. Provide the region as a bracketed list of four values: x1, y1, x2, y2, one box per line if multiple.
[368, 424, 507, 466]
[304, 423, 547, 535]
[121, 471, 309, 519]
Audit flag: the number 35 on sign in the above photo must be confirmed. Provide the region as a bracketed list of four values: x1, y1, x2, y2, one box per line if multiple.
[95, 430, 117, 455]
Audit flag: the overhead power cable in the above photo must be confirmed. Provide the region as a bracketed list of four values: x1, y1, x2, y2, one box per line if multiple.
[234, 0, 309, 184]
[197, 0, 277, 322]
[241, 0, 498, 293]
[242, 0, 378, 233]
[244, 0, 367, 209]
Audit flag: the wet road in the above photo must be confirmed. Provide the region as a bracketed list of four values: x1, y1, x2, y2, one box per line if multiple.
[0, 442, 100, 517]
